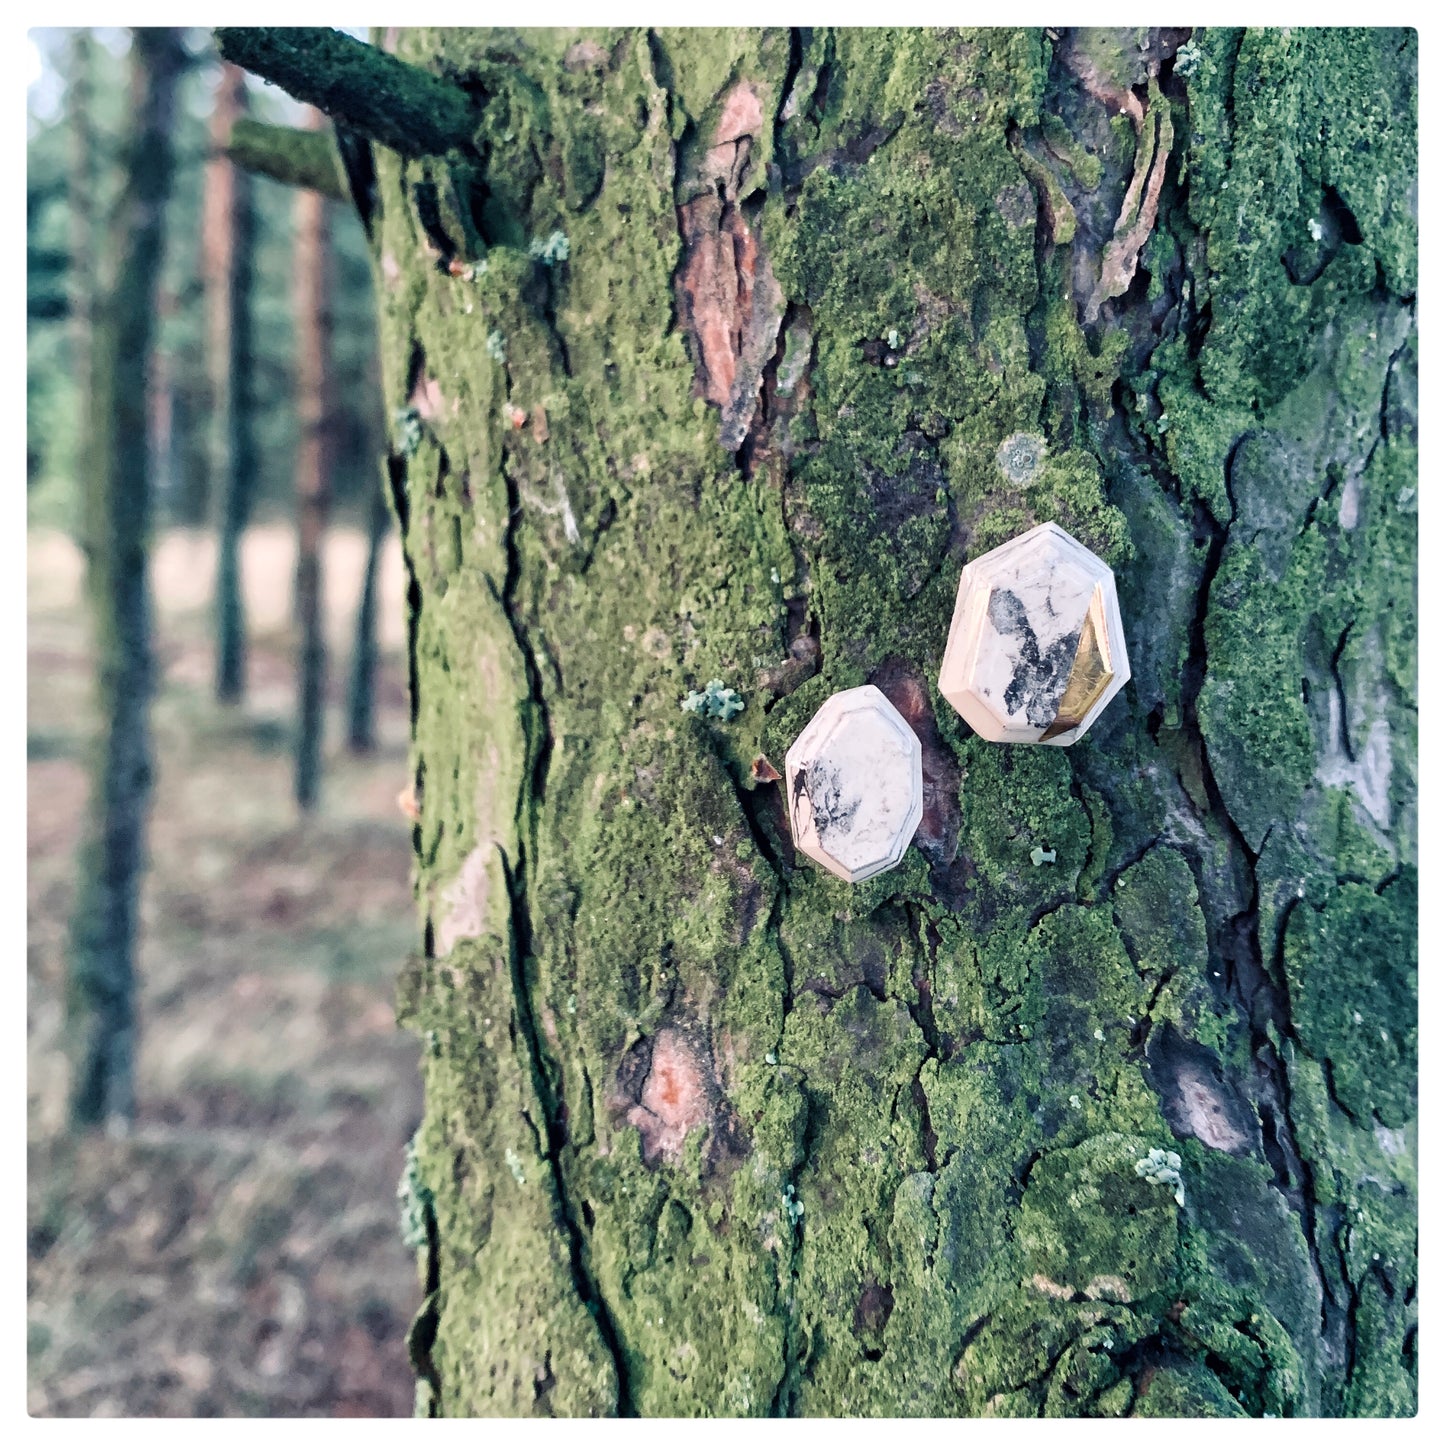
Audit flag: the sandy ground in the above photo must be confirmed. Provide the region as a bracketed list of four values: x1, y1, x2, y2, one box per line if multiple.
[27, 525, 424, 1417]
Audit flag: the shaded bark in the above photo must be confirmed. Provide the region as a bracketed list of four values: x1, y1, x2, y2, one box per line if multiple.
[292, 105, 333, 811]
[205, 60, 259, 703]
[68, 26, 186, 1130]
[346, 473, 390, 752]
[225, 24, 1416, 1418]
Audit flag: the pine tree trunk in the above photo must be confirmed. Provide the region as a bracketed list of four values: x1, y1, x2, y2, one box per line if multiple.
[222, 23, 1416, 1417]
[293, 104, 333, 811]
[205, 60, 258, 703]
[149, 306, 174, 513]
[65, 28, 96, 417]
[346, 474, 390, 752]
[67, 26, 186, 1130]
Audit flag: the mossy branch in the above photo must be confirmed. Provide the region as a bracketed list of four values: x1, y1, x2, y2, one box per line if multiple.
[214, 27, 477, 157]
[227, 117, 346, 198]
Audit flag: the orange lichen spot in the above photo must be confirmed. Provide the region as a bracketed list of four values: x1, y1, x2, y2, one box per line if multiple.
[396, 784, 420, 821]
[751, 754, 782, 784]
[504, 405, 527, 430]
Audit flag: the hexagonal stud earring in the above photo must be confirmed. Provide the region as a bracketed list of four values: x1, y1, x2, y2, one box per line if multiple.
[785, 685, 923, 883]
[938, 521, 1130, 746]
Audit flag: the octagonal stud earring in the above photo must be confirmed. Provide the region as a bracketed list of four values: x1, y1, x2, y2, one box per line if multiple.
[785, 685, 923, 883]
[938, 521, 1129, 746]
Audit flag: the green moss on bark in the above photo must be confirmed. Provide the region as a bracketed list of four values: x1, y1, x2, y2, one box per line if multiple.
[281, 21, 1424, 1417]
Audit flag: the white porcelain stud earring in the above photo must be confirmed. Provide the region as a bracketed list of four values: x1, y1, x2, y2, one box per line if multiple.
[785, 685, 923, 883]
[938, 521, 1129, 746]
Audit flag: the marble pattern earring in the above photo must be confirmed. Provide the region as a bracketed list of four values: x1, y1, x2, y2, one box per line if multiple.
[785, 685, 923, 882]
[937, 521, 1129, 745]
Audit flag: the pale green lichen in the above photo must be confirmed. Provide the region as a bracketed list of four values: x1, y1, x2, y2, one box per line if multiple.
[681, 678, 746, 721]
[1135, 1146, 1186, 1207]
[996, 430, 1047, 484]
[393, 405, 424, 458]
[528, 228, 571, 264]
[1172, 38, 1203, 79]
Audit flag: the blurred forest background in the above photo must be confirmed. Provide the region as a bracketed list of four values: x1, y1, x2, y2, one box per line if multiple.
[27, 27, 422, 1415]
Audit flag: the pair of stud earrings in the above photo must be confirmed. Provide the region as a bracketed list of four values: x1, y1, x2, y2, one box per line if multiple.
[785, 521, 1131, 883]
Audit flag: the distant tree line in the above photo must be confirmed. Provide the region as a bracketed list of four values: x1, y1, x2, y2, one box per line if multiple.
[32, 27, 395, 1131]
[26, 28, 384, 536]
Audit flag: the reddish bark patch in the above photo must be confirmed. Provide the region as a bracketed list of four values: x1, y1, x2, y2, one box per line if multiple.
[626, 1030, 712, 1165]
[675, 82, 785, 452]
[871, 659, 962, 866]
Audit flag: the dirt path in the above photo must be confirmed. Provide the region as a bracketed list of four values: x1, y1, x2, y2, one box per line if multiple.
[28, 527, 424, 1417]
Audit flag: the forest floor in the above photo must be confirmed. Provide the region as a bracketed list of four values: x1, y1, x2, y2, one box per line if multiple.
[27, 523, 425, 1417]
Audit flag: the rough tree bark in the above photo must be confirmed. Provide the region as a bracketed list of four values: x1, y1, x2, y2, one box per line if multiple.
[67, 27, 186, 1129]
[292, 104, 334, 811]
[204, 60, 259, 703]
[223, 25, 1416, 1417]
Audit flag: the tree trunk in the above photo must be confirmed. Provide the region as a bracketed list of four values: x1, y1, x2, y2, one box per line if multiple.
[225, 24, 1416, 1417]
[205, 60, 259, 703]
[293, 104, 333, 811]
[346, 472, 390, 752]
[149, 302, 175, 513]
[65, 28, 97, 418]
[67, 26, 186, 1130]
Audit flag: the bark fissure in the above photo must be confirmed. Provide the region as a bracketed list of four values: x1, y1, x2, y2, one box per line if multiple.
[493, 434, 634, 1411]
[1165, 395, 1347, 1394]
